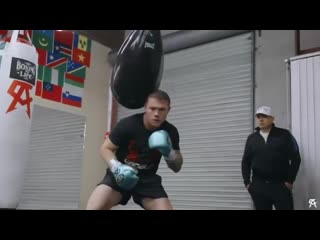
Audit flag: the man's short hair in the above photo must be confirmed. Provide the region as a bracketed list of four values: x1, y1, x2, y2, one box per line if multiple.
[146, 90, 171, 106]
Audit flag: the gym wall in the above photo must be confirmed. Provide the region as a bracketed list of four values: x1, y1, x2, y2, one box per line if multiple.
[22, 38, 111, 209]
[254, 30, 296, 129]
[126, 30, 296, 129]
[163, 30, 296, 130]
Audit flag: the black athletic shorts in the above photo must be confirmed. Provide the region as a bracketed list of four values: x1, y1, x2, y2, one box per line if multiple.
[98, 169, 168, 208]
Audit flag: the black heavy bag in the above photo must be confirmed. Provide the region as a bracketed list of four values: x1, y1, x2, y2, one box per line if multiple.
[111, 30, 164, 109]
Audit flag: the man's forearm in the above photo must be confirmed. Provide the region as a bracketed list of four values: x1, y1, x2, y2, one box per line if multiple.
[241, 157, 251, 186]
[100, 145, 117, 168]
[165, 150, 183, 173]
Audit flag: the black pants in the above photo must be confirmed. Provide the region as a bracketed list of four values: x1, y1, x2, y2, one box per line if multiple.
[248, 180, 294, 210]
[98, 169, 168, 208]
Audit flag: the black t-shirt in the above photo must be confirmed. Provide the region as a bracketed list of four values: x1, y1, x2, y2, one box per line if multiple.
[108, 113, 180, 175]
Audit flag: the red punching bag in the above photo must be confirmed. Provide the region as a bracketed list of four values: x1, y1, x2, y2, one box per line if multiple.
[111, 30, 164, 109]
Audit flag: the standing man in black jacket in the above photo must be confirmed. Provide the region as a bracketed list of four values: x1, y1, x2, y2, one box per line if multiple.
[241, 106, 301, 210]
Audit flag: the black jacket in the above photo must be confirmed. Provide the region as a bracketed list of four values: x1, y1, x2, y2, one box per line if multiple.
[241, 124, 301, 186]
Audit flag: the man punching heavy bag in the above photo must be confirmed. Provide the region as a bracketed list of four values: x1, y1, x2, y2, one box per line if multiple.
[111, 30, 164, 109]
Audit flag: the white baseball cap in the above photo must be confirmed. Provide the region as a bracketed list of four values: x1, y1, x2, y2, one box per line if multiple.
[256, 106, 273, 117]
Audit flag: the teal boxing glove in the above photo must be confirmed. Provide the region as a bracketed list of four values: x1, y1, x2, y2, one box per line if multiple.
[109, 159, 139, 190]
[148, 130, 173, 157]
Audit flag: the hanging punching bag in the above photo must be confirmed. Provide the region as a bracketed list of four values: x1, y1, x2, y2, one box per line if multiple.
[111, 30, 164, 109]
[0, 30, 38, 208]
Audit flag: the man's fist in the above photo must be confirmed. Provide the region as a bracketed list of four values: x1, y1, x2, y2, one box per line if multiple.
[114, 164, 139, 190]
[148, 130, 172, 157]
[109, 159, 139, 190]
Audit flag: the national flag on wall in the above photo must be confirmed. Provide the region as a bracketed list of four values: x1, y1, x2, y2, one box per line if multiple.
[18, 30, 33, 40]
[0, 30, 8, 35]
[65, 73, 84, 88]
[67, 59, 86, 78]
[35, 30, 52, 37]
[74, 34, 91, 52]
[62, 82, 83, 107]
[32, 30, 54, 52]
[47, 49, 68, 71]
[46, 47, 68, 83]
[72, 33, 91, 67]
[72, 48, 91, 67]
[0, 30, 32, 39]
[37, 48, 47, 65]
[55, 30, 74, 48]
[35, 80, 43, 97]
[0, 30, 8, 38]
[43, 66, 64, 87]
[37, 65, 44, 81]
[36, 65, 44, 97]
[42, 82, 62, 102]
[36, 66, 64, 102]
[53, 41, 72, 59]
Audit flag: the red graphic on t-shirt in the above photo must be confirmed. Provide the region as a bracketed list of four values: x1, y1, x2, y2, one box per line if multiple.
[127, 140, 139, 162]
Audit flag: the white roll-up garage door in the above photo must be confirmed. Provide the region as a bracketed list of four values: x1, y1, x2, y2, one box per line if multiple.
[289, 53, 320, 210]
[115, 32, 254, 210]
[17, 105, 86, 210]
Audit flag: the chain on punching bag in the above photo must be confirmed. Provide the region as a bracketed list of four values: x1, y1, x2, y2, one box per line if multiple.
[111, 30, 164, 109]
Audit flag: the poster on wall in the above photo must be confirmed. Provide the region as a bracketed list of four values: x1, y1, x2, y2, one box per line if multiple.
[0, 30, 92, 109]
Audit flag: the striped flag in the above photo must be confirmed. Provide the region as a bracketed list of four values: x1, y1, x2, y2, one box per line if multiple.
[62, 82, 83, 108]
[41, 66, 63, 102]
[37, 48, 47, 65]
[67, 59, 86, 78]
[47, 50, 68, 71]
[43, 66, 64, 86]
[65, 73, 84, 88]
[53, 41, 72, 59]
[35, 80, 42, 97]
